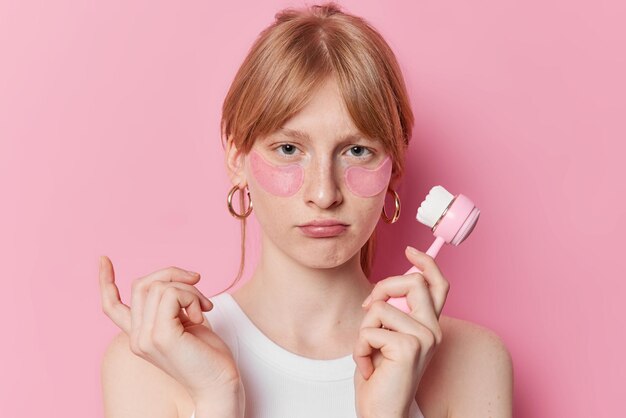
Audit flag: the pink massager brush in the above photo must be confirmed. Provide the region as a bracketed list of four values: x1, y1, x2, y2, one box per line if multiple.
[385, 185, 480, 313]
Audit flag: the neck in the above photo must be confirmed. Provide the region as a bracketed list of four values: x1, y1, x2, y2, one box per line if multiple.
[234, 234, 374, 348]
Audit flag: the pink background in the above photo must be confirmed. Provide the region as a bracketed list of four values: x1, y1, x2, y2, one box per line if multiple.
[1, 1, 623, 417]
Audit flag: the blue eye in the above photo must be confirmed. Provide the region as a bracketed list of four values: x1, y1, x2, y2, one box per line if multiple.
[347, 146, 372, 158]
[278, 144, 298, 156]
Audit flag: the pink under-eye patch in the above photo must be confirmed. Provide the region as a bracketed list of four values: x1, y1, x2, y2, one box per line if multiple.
[344, 156, 392, 197]
[249, 150, 304, 197]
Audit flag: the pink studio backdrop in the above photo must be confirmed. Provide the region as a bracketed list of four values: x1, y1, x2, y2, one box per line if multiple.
[0, 1, 623, 417]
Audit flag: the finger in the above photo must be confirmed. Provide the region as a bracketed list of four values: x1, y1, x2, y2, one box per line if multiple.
[141, 265, 203, 285]
[140, 280, 213, 336]
[364, 273, 440, 331]
[361, 300, 440, 347]
[150, 281, 213, 311]
[130, 266, 202, 339]
[178, 307, 194, 326]
[404, 247, 450, 318]
[354, 327, 418, 379]
[99, 255, 131, 334]
[359, 327, 419, 361]
[353, 339, 374, 380]
[141, 283, 206, 345]
[152, 287, 202, 349]
[138, 281, 167, 349]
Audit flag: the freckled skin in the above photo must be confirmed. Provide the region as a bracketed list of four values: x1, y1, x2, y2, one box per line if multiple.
[249, 150, 304, 197]
[345, 156, 392, 197]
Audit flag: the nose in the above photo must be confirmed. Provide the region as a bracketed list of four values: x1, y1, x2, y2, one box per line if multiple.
[303, 156, 343, 209]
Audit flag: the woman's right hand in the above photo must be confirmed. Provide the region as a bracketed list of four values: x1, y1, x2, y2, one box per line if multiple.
[98, 255, 241, 404]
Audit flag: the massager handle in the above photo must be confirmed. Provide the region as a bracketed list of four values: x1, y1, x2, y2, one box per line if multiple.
[385, 236, 445, 313]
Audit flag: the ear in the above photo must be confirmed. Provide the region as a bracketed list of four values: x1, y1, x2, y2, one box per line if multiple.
[225, 135, 248, 187]
[388, 169, 402, 191]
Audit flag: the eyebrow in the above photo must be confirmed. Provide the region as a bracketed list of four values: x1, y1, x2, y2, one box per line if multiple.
[277, 127, 372, 143]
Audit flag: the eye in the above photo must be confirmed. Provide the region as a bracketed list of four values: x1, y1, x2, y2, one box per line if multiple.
[346, 146, 373, 158]
[275, 143, 300, 157]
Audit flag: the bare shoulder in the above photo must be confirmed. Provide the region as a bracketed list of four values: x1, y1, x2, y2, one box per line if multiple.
[416, 315, 514, 418]
[101, 331, 195, 418]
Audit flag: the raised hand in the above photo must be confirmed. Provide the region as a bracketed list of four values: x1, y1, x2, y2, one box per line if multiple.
[98, 256, 242, 405]
[353, 246, 450, 418]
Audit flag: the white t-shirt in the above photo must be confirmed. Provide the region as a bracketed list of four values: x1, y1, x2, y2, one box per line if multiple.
[191, 292, 425, 418]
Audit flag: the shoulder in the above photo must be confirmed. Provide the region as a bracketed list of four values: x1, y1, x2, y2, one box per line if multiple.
[439, 314, 512, 358]
[101, 331, 195, 418]
[416, 315, 514, 418]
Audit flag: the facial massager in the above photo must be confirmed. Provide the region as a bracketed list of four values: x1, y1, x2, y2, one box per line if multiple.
[385, 185, 480, 314]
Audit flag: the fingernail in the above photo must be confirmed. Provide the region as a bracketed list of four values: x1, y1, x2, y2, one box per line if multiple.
[187, 270, 200, 277]
[361, 295, 372, 307]
[406, 246, 420, 255]
[201, 297, 213, 310]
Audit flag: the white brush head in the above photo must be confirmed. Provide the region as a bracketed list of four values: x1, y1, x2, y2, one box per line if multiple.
[416, 185, 455, 228]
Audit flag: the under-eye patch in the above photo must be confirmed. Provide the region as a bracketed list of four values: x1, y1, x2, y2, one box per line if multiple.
[249, 150, 304, 197]
[344, 156, 392, 197]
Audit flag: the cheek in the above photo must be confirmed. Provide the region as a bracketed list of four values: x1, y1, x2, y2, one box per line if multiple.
[344, 156, 392, 197]
[249, 150, 304, 197]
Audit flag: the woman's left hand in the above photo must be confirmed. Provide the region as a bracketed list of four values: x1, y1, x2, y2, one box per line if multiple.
[353, 246, 450, 418]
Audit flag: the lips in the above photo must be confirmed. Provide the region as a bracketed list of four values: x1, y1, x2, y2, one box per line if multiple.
[299, 218, 348, 227]
[298, 224, 347, 238]
[298, 219, 348, 238]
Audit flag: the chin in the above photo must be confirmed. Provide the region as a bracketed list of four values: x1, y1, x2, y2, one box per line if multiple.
[295, 249, 356, 270]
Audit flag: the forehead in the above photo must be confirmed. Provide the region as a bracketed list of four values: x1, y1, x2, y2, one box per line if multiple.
[255, 77, 382, 147]
[274, 77, 372, 141]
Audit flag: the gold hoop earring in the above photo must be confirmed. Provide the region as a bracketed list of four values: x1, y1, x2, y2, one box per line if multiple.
[381, 188, 401, 224]
[227, 185, 253, 219]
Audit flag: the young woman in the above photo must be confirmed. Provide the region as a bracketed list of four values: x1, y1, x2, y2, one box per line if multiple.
[99, 3, 513, 418]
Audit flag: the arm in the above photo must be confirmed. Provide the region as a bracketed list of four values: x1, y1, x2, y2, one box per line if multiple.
[101, 331, 244, 418]
[193, 379, 246, 418]
[99, 260, 245, 418]
[446, 322, 514, 418]
[101, 331, 181, 417]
